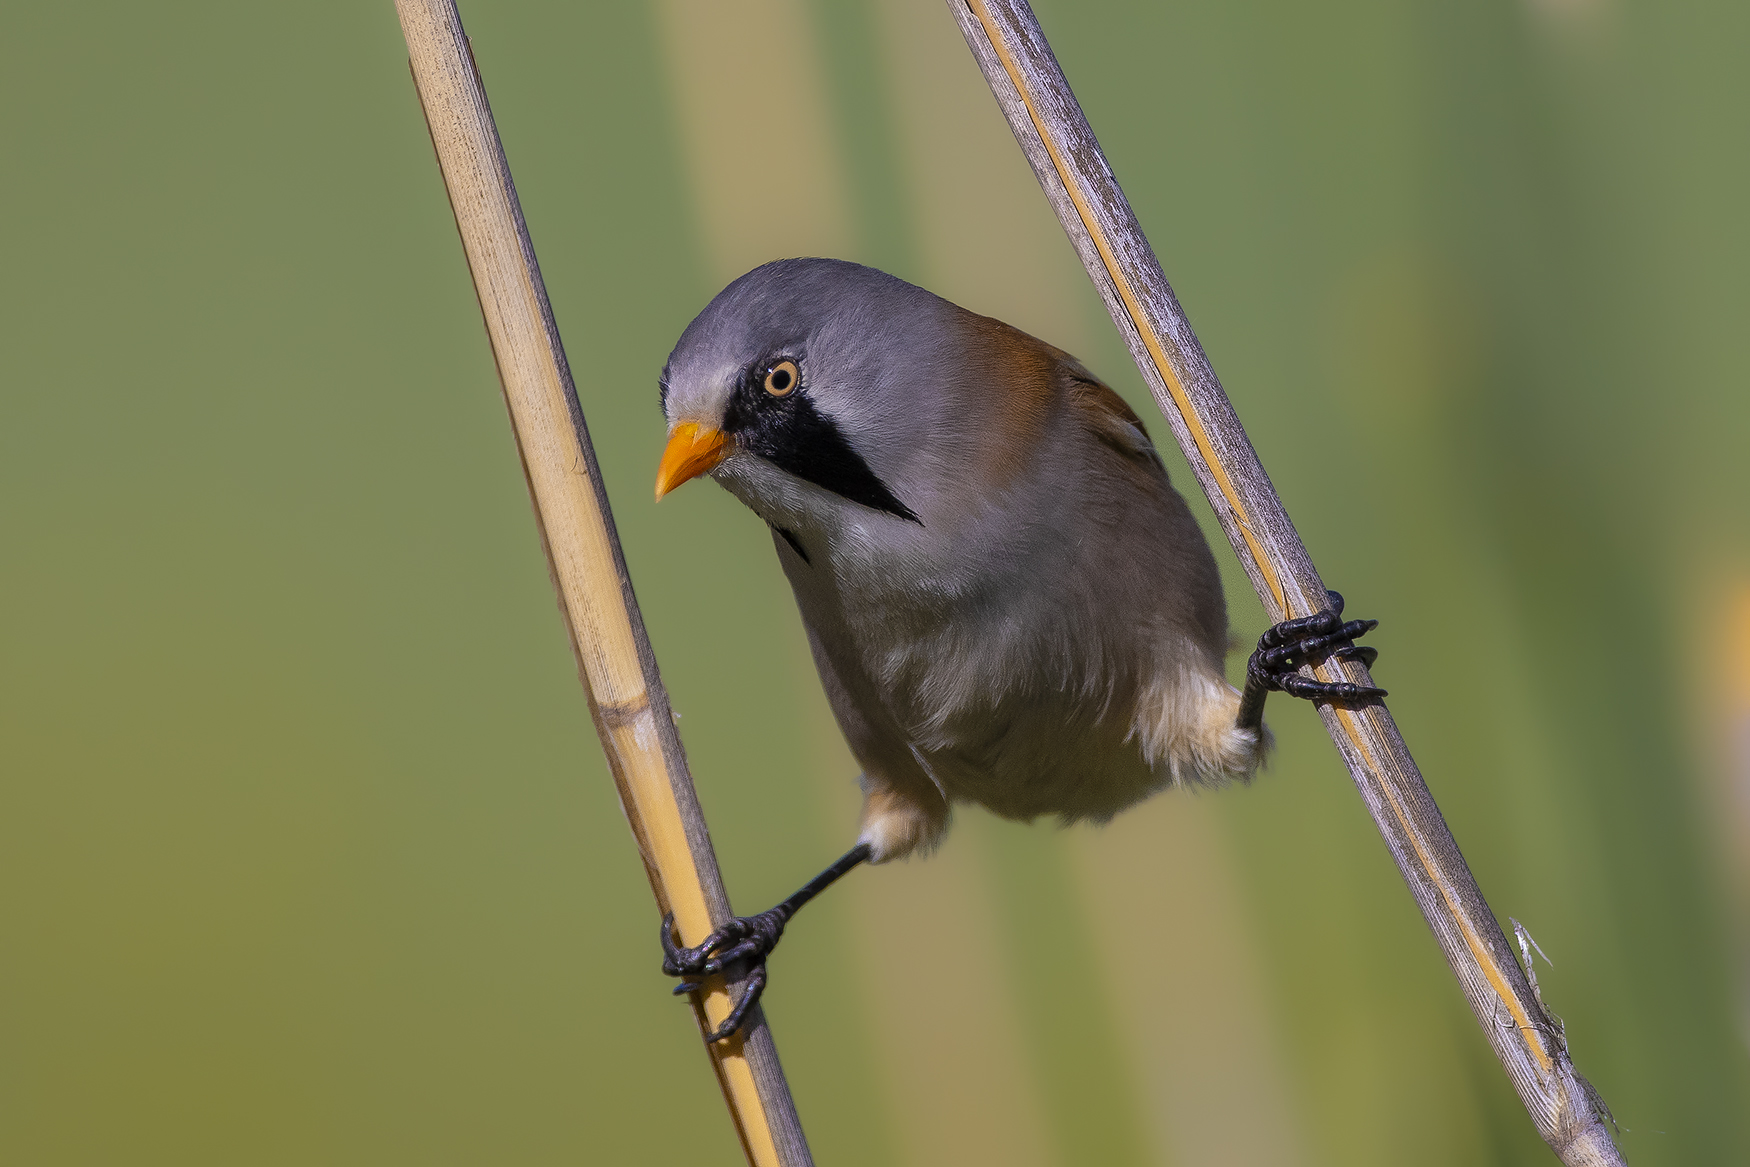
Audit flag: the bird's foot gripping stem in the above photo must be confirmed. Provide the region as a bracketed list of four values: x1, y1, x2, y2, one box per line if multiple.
[1238, 590, 1385, 730]
[662, 908, 789, 1044]
[660, 842, 871, 1044]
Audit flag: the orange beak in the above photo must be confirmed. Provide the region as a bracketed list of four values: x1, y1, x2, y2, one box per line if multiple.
[654, 422, 732, 500]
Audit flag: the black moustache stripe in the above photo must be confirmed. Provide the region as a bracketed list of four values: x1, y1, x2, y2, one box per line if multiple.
[726, 391, 921, 526]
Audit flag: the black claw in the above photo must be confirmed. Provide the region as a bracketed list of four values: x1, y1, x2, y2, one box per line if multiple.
[660, 912, 719, 977]
[656, 844, 873, 1045]
[660, 913, 685, 973]
[704, 965, 769, 1044]
[659, 907, 791, 1042]
[1280, 674, 1387, 702]
[697, 938, 767, 977]
[1245, 594, 1385, 710]
[1332, 644, 1379, 669]
[662, 913, 772, 978]
[1259, 610, 1337, 649]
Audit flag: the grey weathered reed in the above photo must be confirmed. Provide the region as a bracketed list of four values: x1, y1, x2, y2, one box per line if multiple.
[394, 2, 811, 1164]
[944, 2, 1622, 1163]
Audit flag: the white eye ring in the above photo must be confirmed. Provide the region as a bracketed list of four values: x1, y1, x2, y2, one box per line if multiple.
[764, 359, 799, 397]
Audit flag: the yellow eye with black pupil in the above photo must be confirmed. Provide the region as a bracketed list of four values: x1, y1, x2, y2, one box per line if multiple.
[764, 360, 798, 397]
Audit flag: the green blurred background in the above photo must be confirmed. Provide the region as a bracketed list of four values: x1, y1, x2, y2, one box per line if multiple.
[4, 0, 1748, 1163]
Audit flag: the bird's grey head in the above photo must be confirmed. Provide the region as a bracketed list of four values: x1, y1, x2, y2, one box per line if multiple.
[656, 258, 986, 532]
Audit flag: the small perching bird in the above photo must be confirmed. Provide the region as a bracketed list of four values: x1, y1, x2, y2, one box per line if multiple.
[654, 259, 1382, 1040]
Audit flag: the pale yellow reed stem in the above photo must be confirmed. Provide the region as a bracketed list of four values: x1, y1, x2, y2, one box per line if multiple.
[394, 3, 812, 1163]
[946, 2, 1622, 1162]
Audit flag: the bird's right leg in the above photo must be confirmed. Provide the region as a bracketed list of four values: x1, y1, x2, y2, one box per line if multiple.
[660, 842, 871, 1043]
[1237, 590, 1385, 732]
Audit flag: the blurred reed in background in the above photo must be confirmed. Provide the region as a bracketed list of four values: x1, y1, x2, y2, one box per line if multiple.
[2, 1, 1745, 1164]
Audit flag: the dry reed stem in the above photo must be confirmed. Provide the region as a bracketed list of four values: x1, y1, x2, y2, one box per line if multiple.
[945, 1, 1623, 1162]
[394, 2, 812, 1163]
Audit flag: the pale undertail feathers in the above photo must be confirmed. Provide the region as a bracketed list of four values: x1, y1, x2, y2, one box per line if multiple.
[1129, 664, 1272, 791]
[858, 784, 951, 864]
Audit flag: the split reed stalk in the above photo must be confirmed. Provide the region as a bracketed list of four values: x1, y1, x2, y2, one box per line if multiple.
[394, 2, 811, 1163]
[945, 2, 1624, 1163]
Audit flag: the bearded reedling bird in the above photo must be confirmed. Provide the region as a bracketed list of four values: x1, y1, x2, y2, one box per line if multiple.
[654, 258, 1382, 1040]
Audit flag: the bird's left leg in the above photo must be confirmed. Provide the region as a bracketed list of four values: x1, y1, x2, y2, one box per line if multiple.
[661, 842, 872, 1043]
[1237, 590, 1386, 732]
